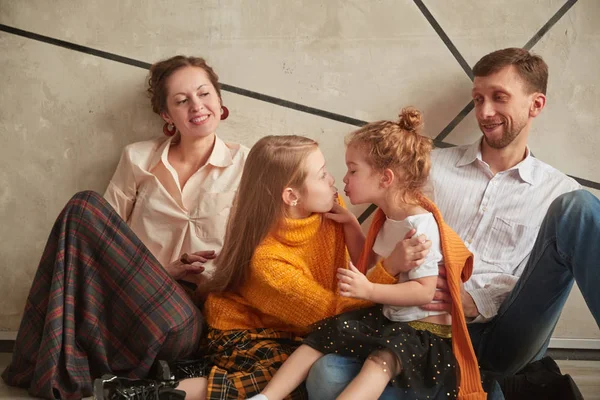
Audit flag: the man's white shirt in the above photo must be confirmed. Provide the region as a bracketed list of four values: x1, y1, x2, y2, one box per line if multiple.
[429, 139, 580, 322]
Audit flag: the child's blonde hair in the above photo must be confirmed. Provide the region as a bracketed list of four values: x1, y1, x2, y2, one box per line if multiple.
[346, 107, 432, 203]
[207, 135, 319, 294]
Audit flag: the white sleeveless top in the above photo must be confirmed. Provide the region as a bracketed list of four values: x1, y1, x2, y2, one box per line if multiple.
[372, 213, 448, 322]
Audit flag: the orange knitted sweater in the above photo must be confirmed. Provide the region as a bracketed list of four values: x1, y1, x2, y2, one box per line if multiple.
[204, 213, 396, 336]
[356, 194, 486, 400]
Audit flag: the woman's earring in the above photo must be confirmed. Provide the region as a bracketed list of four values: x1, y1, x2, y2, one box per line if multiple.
[291, 200, 298, 207]
[220, 106, 229, 120]
[163, 122, 177, 137]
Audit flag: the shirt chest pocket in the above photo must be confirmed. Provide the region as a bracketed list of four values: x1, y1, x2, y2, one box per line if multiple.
[192, 191, 237, 239]
[480, 216, 540, 268]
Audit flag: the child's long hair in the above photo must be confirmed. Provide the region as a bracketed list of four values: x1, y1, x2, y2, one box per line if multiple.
[207, 135, 319, 294]
[346, 107, 432, 203]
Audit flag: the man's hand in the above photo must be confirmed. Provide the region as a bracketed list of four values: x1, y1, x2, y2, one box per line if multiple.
[382, 229, 432, 276]
[337, 262, 374, 301]
[164, 250, 216, 280]
[420, 266, 480, 318]
[325, 202, 359, 225]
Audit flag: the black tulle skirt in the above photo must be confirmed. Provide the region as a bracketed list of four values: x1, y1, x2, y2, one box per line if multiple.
[303, 305, 459, 398]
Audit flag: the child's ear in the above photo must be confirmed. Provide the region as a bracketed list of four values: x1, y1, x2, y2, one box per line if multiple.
[282, 187, 300, 206]
[380, 169, 395, 188]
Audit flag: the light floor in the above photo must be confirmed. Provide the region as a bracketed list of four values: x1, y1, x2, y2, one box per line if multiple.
[0, 353, 598, 399]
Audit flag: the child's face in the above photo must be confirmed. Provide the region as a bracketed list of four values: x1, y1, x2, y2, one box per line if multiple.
[343, 145, 384, 205]
[296, 148, 337, 215]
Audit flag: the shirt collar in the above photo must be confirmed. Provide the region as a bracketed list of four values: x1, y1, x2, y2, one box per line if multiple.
[206, 135, 234, 168]
[149, 134, 233, 170]
[456, 138, 535, 185]
[514, 149, 535, 185]
[148, 136, 174, 171]
[455, 139, 482, 168]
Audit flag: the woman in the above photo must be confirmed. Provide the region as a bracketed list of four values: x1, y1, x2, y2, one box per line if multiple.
[2, 56, 248, 400]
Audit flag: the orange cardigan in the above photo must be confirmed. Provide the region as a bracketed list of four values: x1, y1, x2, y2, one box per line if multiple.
[356, 194, 486, 400]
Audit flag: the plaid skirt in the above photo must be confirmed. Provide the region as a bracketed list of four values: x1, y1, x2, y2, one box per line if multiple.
[2, 191, 203, 400]
[204, 328, 307, 400]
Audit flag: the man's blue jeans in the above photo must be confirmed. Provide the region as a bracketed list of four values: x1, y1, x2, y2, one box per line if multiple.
[306, 190, 600, 399]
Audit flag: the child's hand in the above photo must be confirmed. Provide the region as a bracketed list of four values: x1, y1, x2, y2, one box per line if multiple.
[337, 262, 374, 300]
[325, 202, 358, 225]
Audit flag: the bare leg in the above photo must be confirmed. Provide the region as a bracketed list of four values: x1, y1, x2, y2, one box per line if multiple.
[176, 377, 208, 400]
[336, 350, 401, 400]
[259, 344, 324, 400]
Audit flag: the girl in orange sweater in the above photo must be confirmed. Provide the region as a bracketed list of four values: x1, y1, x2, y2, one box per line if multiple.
[249, 108, 487, 400]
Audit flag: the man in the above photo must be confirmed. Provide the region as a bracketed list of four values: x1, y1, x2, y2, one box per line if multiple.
[306, 48, 599, 399]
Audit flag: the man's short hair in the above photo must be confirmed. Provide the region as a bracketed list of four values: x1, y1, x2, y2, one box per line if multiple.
[473, 48, 548, 94]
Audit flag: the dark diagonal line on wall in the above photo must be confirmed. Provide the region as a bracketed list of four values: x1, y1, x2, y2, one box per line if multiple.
[0, 24, 152, 69]
[221, 83, 367, 126]
[523, 0, 578, 50]
[413, 0, 474, 81]
[357, 204, 379, 225]
[569, 176, 600, 191]
[433, 102, 475, 145]
[410, 0, 477, 146]
[0, 24, 367, 127]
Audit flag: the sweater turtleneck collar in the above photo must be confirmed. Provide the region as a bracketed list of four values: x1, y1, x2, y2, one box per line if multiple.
[273, 213, 323, 246]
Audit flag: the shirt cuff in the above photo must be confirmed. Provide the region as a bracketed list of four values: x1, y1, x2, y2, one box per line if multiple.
[466, 287, 500, 323]
[367, 261, 397, 285]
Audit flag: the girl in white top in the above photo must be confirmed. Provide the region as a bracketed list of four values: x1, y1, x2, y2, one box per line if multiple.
[248, 108, 459, 400]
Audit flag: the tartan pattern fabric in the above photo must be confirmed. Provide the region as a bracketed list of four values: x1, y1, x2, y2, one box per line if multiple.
[204, 328, 307, 400]
[2, 191, 203, 400]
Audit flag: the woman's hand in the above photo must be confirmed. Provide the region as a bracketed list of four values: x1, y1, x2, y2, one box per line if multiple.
[337, 262, 374, 301]
[164, 250, 216, 280]
[382, 229, 432, 276]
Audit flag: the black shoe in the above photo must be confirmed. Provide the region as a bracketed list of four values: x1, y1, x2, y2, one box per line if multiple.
[499, 356, 584, 400]
[150, 360, 174, 381]
[93, 374, 185, 400]
[151, 359, 210, 381]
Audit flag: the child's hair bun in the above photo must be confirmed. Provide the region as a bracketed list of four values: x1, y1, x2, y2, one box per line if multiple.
[397, 107, 423, 133]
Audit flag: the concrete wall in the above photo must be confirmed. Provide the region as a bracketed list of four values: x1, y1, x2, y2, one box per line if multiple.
[1, 0, 598, 345]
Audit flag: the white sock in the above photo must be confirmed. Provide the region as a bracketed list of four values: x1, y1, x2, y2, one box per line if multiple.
[247, 395, 269, 400]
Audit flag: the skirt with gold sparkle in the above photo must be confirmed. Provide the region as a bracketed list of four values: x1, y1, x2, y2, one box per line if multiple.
[303, 305, 459, 398]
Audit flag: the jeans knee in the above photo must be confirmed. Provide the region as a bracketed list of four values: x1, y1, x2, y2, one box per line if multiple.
[549, 189, 595, 218]
[306, 354, 359, 400]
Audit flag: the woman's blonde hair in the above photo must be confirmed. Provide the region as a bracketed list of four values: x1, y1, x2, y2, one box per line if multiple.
[207, 135, 319, 293]
[346, 107, 432, 203]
